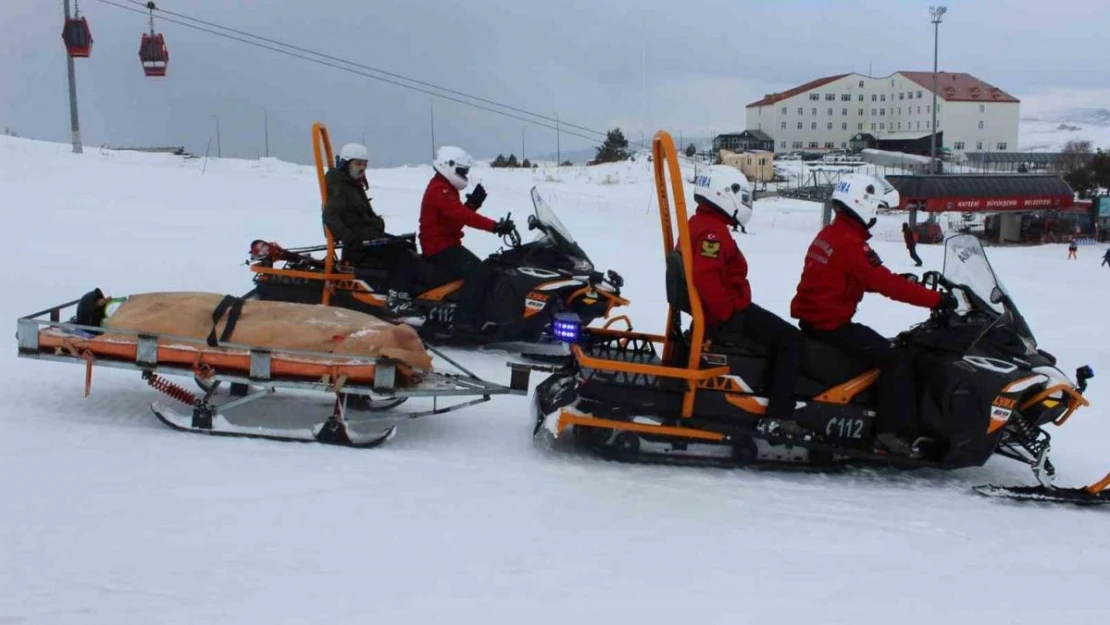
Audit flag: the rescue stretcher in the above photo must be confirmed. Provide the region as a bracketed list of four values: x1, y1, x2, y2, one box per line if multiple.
[16, 296, 533, 447]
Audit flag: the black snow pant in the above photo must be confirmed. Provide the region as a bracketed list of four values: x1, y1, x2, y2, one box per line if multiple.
[906, 245, 923, 266]
[712, 304, 803, 420]
[800, 320, 914, 437]
[1102, 256, 1109, 267]
[347, 239, 436, 295]
[424, 245, 493, 326]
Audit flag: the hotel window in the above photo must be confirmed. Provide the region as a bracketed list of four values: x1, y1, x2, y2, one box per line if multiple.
[825, 93, 835, 101]
[842, 108, 848, 115]
[793, 141, 803, 148]
[781, 122, 787, 129]
[976, 141, 983, 150]
[858, 80, 865, 88]
[858, 109, 863, 116]
[810, 93, 820, 101]
[811, 122, 817, 129]
[781, 106, 787, 115]
[954, 142, 965, 150]
[827, 108, 833, 115]
[841, 122, 848, 130]
[824, 142, 835, 149]
[827, 122, 833, 129]
[798, 107, 804, 114]
[997, 142, 1008, 150]
[797, 122, 803, 129]
[879, 123, 885, 130]
[978, 120, 984, 129]
[979, 104, 985, 113]
[812, 108, 817, 115]
[858, 94, 864, 101]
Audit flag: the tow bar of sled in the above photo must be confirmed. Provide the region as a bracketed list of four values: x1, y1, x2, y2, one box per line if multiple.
[16, 298, 534, 448]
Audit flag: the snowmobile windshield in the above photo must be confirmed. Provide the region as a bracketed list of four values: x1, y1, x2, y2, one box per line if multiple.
[529, 187, 594, 273]
[941, 233, 1037, 352]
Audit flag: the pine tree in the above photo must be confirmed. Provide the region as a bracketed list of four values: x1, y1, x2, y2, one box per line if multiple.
[594, 128, 631, 163]
[684, 143, 697, 158]
[506, 153, 519, 168]
[492, 154, 507, 168]
[522, 158, 532, 168]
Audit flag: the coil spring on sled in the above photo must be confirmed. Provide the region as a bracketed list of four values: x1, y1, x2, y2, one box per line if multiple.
[147, 373, 199, 406]
[998, 411, 1051, 466]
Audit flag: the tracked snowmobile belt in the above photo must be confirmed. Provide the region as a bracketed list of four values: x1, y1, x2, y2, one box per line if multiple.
[206, 295, 245, 347]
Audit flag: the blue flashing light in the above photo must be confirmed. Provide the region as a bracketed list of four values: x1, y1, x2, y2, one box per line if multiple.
[552, 312, 582, 344]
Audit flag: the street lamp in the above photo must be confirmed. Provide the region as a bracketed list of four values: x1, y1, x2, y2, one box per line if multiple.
[912, 4, 946, 230]
[929, 6, 946, 171]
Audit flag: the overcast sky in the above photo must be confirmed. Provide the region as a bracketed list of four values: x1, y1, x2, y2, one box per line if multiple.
[3, 0, 1109, 166]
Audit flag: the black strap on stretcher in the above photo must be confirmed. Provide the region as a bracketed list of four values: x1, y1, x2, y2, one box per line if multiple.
[206, 295, 245, 347]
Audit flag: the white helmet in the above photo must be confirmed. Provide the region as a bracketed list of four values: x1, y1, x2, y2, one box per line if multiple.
[338, 142, 369, 163]
[337, 143, 369, 178]
[693, 165, 753, 227]
[830, 174, 897, 229]
[433, 146, 474, 190]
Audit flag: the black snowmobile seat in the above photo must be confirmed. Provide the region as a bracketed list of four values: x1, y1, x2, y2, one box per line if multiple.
[663, 249, 870, 388]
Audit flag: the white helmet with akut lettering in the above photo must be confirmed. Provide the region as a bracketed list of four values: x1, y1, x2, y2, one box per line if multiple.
[830, 173, 898, 229]
[693, 165, 753, 227]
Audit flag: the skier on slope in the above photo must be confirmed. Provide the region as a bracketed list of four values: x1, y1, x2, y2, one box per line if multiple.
[902, 222, 923, 267]
[790, 174, 957, 457]
[687, 166, 803, 430]
[322, 143, 422, 316]
[419, 146, 516, 332]
[1102, 248, 1110, 267]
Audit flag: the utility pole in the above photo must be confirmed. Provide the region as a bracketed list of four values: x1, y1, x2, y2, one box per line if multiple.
[429, 100, 436, 159]
[63, 0, 83, 154]
[263, 107, 270, 157]
[213, 115, 222, 158]
[556, 112, 561, 165]
[522, 126, 527, 163]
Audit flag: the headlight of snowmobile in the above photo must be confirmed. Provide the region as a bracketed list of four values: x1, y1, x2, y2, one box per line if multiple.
[552, 312, 582, 344]
[573, 258, 593, 273]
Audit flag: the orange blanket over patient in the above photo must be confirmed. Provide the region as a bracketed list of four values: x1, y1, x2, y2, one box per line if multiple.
[99, 292, 433, 372]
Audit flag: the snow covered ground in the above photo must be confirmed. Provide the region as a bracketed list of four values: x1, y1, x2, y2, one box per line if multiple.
[2, 135, 1109, 624]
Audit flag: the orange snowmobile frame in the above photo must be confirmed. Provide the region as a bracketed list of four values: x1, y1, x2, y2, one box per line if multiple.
[249, 122, 629, 316]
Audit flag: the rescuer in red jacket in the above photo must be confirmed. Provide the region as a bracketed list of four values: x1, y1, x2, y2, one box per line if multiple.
[790, 174, 956, 457]
[688, 166, 803, 427]
[419, 146, 515, 331]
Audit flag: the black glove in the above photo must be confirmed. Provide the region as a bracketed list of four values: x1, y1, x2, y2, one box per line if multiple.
[465, 183, 487, 209]
[493, 217, 515, 236]
[934, 291, 958, 312]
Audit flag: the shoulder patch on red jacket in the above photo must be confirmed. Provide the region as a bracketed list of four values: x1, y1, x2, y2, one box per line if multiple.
[863, 243, 882, 267]
[700, 237, 721, 258]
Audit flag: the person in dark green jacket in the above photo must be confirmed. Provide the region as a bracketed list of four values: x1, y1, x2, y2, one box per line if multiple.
[322, 142, 420, 316]
[323, 143, 385, 259]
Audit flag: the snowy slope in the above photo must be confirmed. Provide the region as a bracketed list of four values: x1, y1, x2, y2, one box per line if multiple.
[2, 135, 1109, 625]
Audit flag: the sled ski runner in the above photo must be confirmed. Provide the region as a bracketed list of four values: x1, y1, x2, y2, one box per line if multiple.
[528, 130, 1109, 506]
[17, 296, 531, 447]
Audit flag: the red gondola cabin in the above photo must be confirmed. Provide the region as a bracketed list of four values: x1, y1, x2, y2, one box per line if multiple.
[139, 33, 169, 77]
[62, 16, 93, 58]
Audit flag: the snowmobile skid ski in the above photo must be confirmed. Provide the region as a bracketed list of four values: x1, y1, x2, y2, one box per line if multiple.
[529, 130, 1109, 507]
[16, 297, 532, 448]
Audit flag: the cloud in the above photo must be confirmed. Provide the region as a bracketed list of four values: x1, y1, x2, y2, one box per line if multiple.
[2, 0, 1108, 166]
